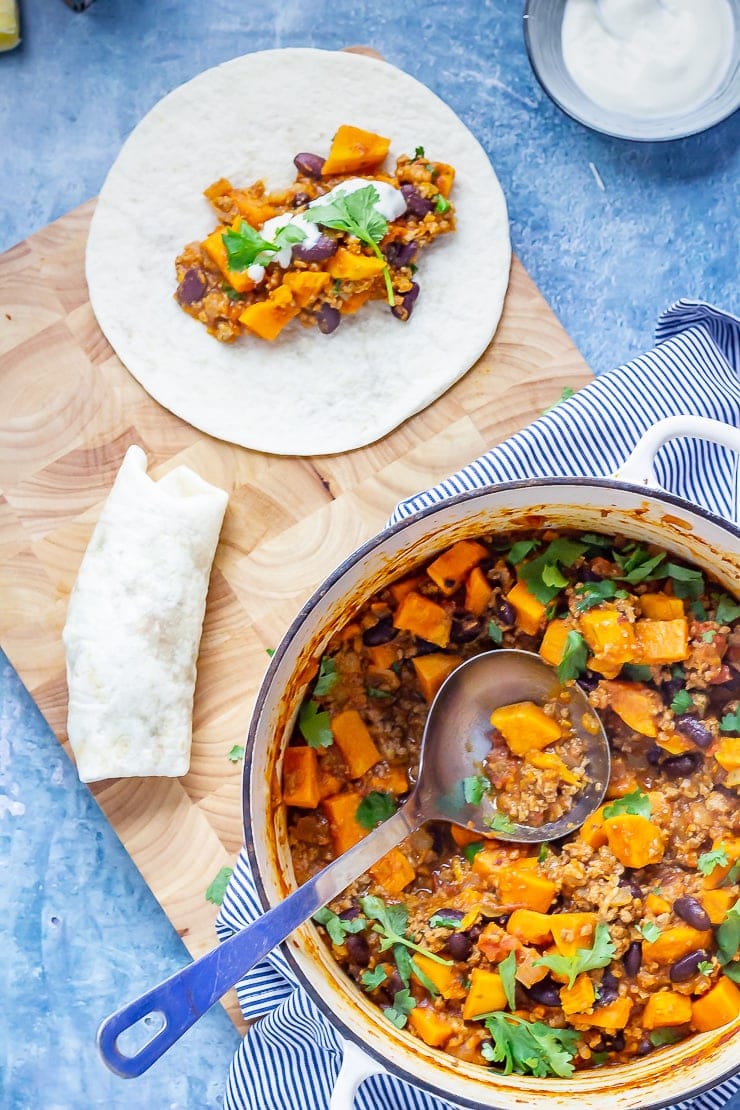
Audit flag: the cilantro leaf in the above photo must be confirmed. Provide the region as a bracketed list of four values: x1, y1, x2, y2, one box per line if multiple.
[383, 988, 415, 1028]
[697, 846, 729, 876]
[306, 184, 395, 305]
[429, 911, 465, 929]
[314, 655, 338, 695]
[670, 689, 694, 715]
[463, 774, 491, 805]
[507, 539, 539, 565]
[573, 580, 628, 613]
[538, 843, 549, 863]
[205, 866, 233, 906]
[622, 663, 653, 682]
[720, 707, 740, 734]
[603, 788, 651, 820]
[557, 630, 589, 684]
[638, 921, 662, 943]
[723, 963, 740, 983]
[649, 1028, 682, 1047]
[356, 791, 397, 830]
[520, 538, 587, 604]
[227, 744, 244, 762]
[480, 1012, 579, 1078]
[535, 923, 616, 988]
[542, 386, 575, 415]
[579, 533, 612, 549]
[361, 965, 387, 989]
[298, 699, 333, 748]
[498, 950, 518, 1010]
[414, 145, 426, 158]
[367, 685, 393, 699]
[665, 562, 704, 601]
[359, 895, 452, 966]
[485, 812, 516, 835]
[614, 547, 666, 584]
[463, 841, 484, 863]
[435, 194, 451, 213]
[313, 906, 367, 946]
[488, 620, 503, 644]
[222, 220, 276, 270]
[697, 961, 714, 976]
[717, 898, 740, 966]
[715, 594, 740, 624]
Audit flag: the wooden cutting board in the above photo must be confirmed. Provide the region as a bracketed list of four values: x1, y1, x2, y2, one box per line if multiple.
[0, 188, 591, 1029]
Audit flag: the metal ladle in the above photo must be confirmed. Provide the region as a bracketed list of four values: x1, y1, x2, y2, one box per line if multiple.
[97, 649, 610, 1078]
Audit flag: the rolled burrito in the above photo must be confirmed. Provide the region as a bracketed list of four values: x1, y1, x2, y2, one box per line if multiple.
[62, 445, 229, 782]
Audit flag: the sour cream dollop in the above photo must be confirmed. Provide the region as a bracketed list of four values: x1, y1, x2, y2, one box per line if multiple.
[561, 0, 735, 118]
[246, 178, 407, 284]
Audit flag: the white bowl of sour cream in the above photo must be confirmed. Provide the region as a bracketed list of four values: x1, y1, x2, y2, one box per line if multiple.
[523, 0, 739, 140]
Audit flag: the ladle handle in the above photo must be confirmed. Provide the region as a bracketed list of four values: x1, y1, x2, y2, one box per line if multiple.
[97, 804, 417, 1078]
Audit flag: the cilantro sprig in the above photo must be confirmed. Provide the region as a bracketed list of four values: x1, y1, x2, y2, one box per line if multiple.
[720, 707, 740, 734]
[638, 921, 662, 943]
[603, 788, 651, 820]
[299, 699, 333, 748]
[222, 218, 306, 271]
[557, 630, 588, 684]
[314, 655, 338, 696]
[535, 923, 616, 988]
[306, 184, 395, 305]
[573, 580, 628, 613]
[355, 791, 397, 830]
[359, 895, 452, 967]
[697, 846, 729, 876]
[313, 906, 367, 946]
[384, 987, 416, 1028]
[519, 537, 587, 604]
[479, 1012, 580, 1078]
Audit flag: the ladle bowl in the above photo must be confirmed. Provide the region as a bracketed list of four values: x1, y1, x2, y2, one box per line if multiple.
[97, 649, 609, 1078]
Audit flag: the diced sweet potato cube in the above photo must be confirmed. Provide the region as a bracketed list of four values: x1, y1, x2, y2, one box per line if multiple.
[643, 990, 693, 1030]
[321, 124, 391, 176]
[702, 837, 740, 889]
[282, 269, 331, 307]
[549, 913, 598, 956]
[366, 643, 396, 670]
[640, 593, 685, 620]
[368, 764, 408, 795]
[645, 892, 672, 915]
[539, 619, 571, 667]
[411, 953, 459, 998]
[330, 709, 382, 778]
[426, 540, 488, 596]
[430, 161, 455, 197]
[642, 926, 713, 965]
[490, 701, 562, 757]
[506, 909, 554, 947]
[580, 804, 608, 849]
[339, 288, 374, 314]
[506, 580, 546, 636]
[471, 844, 526, 878]
[477, 922, 521, 963]
[497, 865, 558, 913]
[412, 653, 462, 703]
[327, 247, 386, 281]
[202, 222, 255, 293]
[560, 974, 595, 1016]
[465, 565, 493, 617]
[604, 814, 665, 868]
[239, 284, 298, 340]
[691, 976, 740, 1032]
[700, 888, 735, 925]
[578, 609, 635, 678]
[389, 574, 425, 604]
[462, 968, 507, 1020]
[282, 746, 320, 808]
[600, 680, 663, 738]
[370, 847, 415, 894]
[570, 997, 632, 1030]
[408, 1005, 455, 1047]
[321, 792, 367, 855]
[634, 618, 690, 666]
[657, 731, 695, 755]
[393, 591, 451, 648]
[714, 738, 740, 773]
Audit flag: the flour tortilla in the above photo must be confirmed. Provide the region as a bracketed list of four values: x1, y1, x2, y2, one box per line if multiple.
[86, 49, 510, 456]
[62, 446, 228, 781]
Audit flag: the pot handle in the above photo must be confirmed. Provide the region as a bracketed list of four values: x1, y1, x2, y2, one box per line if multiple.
[330, 1038, 387, 1110]
[614, 416, 740, 489]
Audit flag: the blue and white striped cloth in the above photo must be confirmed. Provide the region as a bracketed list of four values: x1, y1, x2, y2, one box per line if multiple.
[216, 300, 740, 1110]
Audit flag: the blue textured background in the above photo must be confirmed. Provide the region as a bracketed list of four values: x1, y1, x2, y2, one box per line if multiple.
[0, 0, 737, 1106]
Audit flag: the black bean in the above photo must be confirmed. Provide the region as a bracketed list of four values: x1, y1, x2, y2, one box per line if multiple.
[435, 907, 466, 924]
[444, 932, 473, 961]
[400, 184, 435, 217]
[576, 670, 600, 693]
[526, 977, 562, 1007]
[291, 191, 310, 208]
[175, 268, 206, 305]
[345, 934, 370, 967]
[385, 971, 405, 997]
[662, 677, 685, 704]
[636, 1037, 654, 1056]
[598, 969, 619, 1006]
[293, 152, 325, 178]
[646, 745, 663, 766]
[579, 568, 603, 583]
[316, 305, 341, 335]
[619, 871, 643, 900]
[623, 940, 642, 977]
[338, 905, 361, 921]
[384, 240, 418, 268]
[450, 615, 484, 643]
[673, 896, 711, 931]
[293, 235, 338, 263]
[662, 751, 703, 778]
[361, 617, 398, 647]
[674, 716, 713, 749]
[391, 282, 420, 322]
[414, 638, 444, 656]
[495, 599, 516, 626]
[670, 948, 708, 983]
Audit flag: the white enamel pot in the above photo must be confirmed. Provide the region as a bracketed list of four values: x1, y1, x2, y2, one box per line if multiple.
[244, 416, 740, 1110]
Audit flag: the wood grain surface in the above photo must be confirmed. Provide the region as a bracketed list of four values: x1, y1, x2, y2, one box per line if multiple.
[0, 192, 591, 1030]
